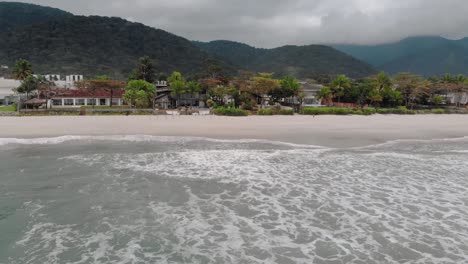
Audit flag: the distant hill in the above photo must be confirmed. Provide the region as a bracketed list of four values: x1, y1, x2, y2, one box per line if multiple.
[333, 36, 468, 76]
[380, 43, 468, 76]
[332, 37, 451, 67]
[0, 2, 72, 32]
[195, 40, 376, 79]
[0, 2, 233, 79]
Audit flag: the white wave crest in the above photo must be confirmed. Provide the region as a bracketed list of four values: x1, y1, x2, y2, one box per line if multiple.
[0, 135, 328, 149]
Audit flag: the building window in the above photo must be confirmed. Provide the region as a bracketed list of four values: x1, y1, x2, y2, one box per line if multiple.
[52, 99, 62, 106]
[112, 98, 120, 106]
[64, 99, 74, 106]
[99, 99, 107, 106]
[76, 99, 85, 106]
[87, 99, 96, 106]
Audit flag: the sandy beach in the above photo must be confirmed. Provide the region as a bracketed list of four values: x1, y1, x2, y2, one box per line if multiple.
[1, 114, 467, 147]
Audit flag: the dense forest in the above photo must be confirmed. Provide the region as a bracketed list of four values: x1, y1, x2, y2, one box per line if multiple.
[0, 2, 72, 33]
[0, 14, 231, 79]
[333, 36, 468, 76]
[195, 40, 377, 79]
[0, 2, 376, 80]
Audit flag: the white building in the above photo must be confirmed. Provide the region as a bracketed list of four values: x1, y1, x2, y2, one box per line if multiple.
[65, 75, 84, 82]
[446, 93, 468, 105]
[44, 74, 61, 81]
[0, 78, 20, 105]
[46, 88, 126, 108]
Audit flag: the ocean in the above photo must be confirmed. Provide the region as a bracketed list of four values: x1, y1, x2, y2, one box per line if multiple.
[1, 136, 467, 264]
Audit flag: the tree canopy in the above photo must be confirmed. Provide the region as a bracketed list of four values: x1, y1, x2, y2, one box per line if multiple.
[124, 80, 156, 108]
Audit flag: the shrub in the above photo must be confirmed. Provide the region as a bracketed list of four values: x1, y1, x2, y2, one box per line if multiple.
[431, 109, 446, 114]
[213, 107, 249, 116]
[301, 107, 353, 115]
[279, 109, 294, 115]
[362, 108, 376, 115]
[206, 99, 215, 108]
[257, 109, 274, 115]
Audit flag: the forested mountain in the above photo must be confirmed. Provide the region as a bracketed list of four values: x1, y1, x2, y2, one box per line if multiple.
[1, 2, 376, 79]
[0, 2, 233, 79]
[380, 43, 468, 76]
[0, 2, 72, 32]
[195, 40, 377, 78]
[333, 36, 468, 76]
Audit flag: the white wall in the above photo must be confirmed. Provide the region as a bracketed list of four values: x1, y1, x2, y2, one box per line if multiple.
[0, 79, 20, 98]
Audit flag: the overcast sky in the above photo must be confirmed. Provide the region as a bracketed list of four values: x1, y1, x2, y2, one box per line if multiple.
[12, 0, 468, 48]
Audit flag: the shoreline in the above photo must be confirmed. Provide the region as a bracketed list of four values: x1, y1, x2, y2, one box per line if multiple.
[1, 115, 468, 148]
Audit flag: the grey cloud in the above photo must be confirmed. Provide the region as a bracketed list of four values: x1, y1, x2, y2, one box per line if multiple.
[13, 0, 468, 47]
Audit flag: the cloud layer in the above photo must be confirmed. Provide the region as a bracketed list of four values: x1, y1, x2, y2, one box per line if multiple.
[14, 0, 468, 47]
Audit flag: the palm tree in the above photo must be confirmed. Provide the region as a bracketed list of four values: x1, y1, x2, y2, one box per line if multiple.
[374, 72, 392, 92]
[130, 56, 156, 83]
[13, 59, 33, 81]
[315, 86, 332, 105]
[16, 75, 38, 100]
[330, 75, 351, 103]
[454, 74, 468, 108]
[168, 72, 186, 108]
[186, 81, 202, 106]
[394, 73, 427, 109]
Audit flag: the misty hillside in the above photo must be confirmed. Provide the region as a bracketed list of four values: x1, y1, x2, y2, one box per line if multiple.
[333, 36, 468, 76]
[195, 40, 377, 79]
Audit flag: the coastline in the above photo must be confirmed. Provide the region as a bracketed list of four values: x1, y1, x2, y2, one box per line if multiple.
[1, 115, 467, 148]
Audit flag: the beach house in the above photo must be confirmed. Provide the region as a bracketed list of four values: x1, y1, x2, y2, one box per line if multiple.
[45, 88, 126, 108]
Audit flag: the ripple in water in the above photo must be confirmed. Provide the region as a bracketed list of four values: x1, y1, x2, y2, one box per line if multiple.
[0, 136, 468, 263]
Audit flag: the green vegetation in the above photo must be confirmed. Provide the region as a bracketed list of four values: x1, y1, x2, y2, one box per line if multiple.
[195, 40, 377, 79]
[302, 107, 356, 115]
[300, 106, 460, 116]
[129, 56, 156, 83]
[123, 80, 156, 108]
[0, 104, 16, 112]
[12, 59, 33, 80]
[257, 109, 274, 115]
[333, 36, 468, 76]
[319, 72, 468, 110]
[0, 3, 231, 79]
[213, 107, 249, 116]
[0, 2, 72, 33]
[258, 108, 295, 115]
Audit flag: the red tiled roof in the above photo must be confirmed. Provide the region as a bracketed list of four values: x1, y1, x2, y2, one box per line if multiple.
[49, 88, 125, 99]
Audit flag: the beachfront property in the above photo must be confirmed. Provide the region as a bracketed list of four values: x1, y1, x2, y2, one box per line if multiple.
[281, 81, 323, 106]
[300, 82, 323, 106]
[155, 81, 206, 109]
[0, 74, 85, 105]
[43, 88, 125, 108]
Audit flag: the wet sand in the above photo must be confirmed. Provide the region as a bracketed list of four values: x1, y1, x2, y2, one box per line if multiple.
[1, 115, 467, 147]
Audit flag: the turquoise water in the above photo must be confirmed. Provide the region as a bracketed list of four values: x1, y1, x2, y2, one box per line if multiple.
[1, 136, 468, 263]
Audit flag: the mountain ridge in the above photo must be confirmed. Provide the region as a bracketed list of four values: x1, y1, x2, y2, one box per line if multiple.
[332, 36, 468, 76]
[195, 40, 377, 78]
[1, 2, 376, 79]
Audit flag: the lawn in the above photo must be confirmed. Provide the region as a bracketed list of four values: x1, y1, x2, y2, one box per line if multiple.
[0, 105, 16, 112]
